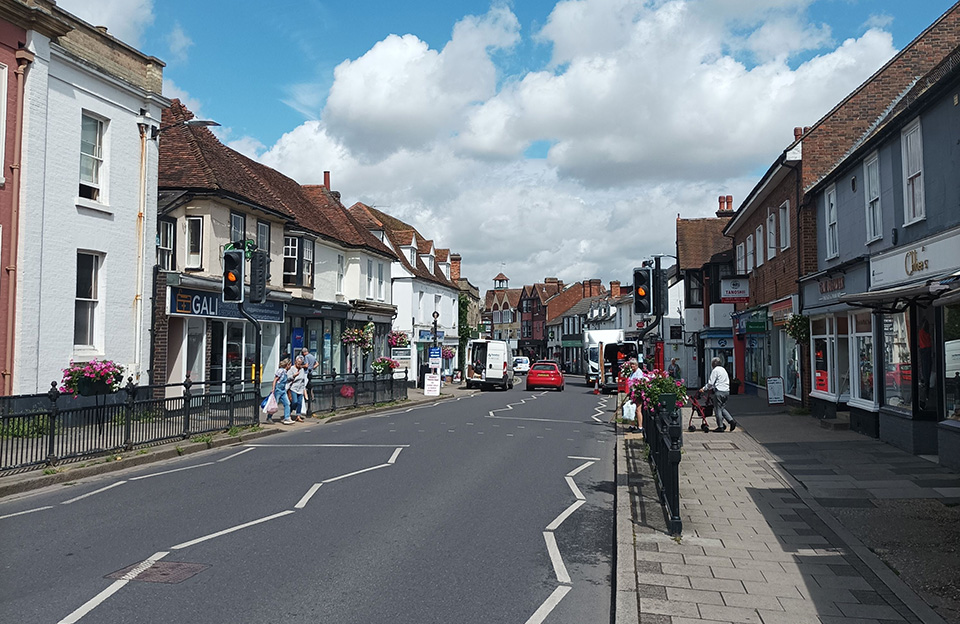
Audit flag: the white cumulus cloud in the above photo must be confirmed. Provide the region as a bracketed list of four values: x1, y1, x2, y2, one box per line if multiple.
[56, 0, 155, 48]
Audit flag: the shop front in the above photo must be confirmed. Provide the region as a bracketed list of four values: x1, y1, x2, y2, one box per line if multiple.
[733, 309, 768, 394]
[284, 299, 350, 376]
[414, 329, 459, 381]
[839, 227, 960, 463]
[699, 327, 734, 390]
[165, 285, 284, 396]
[801, 263, 872, 425]
[770, 297, 803, 404]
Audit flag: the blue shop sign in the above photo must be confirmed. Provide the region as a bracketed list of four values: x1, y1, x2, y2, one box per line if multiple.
[418, 329, 444, 341]
[169, 286, 284, 323]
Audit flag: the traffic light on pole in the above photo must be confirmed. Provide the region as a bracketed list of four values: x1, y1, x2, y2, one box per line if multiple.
[249, 250, 268, 304]
[222, 249, 245, 303]
[633, 266, 652, 315]
[653, 266, 668, 316]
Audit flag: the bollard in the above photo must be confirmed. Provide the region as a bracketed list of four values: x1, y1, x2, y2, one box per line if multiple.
[45, 381, 60, 466]
[182, 374, 193, 438]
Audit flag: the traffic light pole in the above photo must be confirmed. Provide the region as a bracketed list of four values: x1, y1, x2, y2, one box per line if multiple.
[236, 303, 262, 403]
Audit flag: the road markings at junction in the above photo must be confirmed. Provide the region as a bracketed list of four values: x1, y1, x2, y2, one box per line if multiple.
[57, 551, 169, 624]
[567, 460, 595, 477]
[0, 506, 53, 520]
[545, 499, 585, 531]
[217, 447, 255, 462]
[172, 510, 296, 550]
[295, 484, 323, 509]
[129, 462, 214, 481]
[524, 585, 572, 624]
[388, 448, 403, 464]
[591, 397, 608, 423]
[564, 477, 584, 501]
[542, 531, 571, 583]
[61, 481, 126, 504]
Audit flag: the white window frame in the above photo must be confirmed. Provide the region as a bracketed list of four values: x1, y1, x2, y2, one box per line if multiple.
[779, 201, 790, 250]
[302, 240, 314, 288]
[186, 216, 203, 269]
[257, 221, 271, 253]
[158, 220, 174, 271]
[283, 236, 298, 283]
[766, 212, 777, 260]
[736, 243, 745, 274]
[848, 311, 877, 410]
[746, 235, 754, 273]
[377, 262, 384, 300]
[864, 153, 882, 243]
[901, 118, 924, 225]
[74, 251, 101, 349]
[825, 186, 839, 259]
[79, 113, 105, 202]
[755, 225, 764, 267]
[229, 212, 245, 245]
[810, 315, 835, 399]
[336, 254, 344, 294]
[367, 259, 374, 299]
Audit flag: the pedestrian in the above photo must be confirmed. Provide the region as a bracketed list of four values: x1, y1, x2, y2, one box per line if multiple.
[271, 357, 293, 425]
[701, 357, 738, 432]
[300, 346, 319, 413]
[287, 356, 308, 422]
[667, 357, 682, 380]
[619, 358, 644, 433]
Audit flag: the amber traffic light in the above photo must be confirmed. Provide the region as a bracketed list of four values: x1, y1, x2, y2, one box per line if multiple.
[633, 267, 652, 314]
[222, 249, 245, 303]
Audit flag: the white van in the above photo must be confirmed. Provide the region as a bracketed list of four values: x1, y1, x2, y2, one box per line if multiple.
[465, 339, 514, 390]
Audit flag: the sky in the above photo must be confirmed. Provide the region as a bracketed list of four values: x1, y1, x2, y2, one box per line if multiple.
[59, 0, 958, 293]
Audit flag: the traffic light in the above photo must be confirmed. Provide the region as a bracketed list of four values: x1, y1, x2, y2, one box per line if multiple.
[633, 267, 652, 315]
[653, 267, 668, 316]
[222, 249, 245, 303]
[249, 250, 268, 304]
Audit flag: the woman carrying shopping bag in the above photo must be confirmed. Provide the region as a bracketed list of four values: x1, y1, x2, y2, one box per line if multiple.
[271, 357, 293, 424]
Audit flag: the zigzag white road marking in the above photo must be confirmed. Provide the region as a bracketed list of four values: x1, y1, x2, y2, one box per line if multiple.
[485, 392, 593, 424]
[591, 397, 609, 423]
[526, 457, 597, 622]
[371, 392, 478, 416]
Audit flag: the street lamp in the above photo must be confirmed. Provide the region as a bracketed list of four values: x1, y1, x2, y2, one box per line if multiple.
[150, 118, 220, 140]
[432, 310, 439, 348]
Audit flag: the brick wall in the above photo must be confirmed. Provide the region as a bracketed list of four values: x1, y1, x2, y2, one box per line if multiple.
[801, 4, 960, 191]
[151, 270, 168, 386]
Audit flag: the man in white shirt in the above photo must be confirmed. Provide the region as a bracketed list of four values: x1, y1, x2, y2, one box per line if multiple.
[619, 358, 644, 432]
[701, 357, 738, 432]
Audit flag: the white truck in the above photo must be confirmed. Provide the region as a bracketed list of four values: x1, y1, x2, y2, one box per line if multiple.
[582, 329, 626, 386]
[465, 339, 514, 390]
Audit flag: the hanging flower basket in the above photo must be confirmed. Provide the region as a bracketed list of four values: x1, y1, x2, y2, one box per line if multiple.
[627, 369, 688, 414]
[784, 313, 810, 343]
[341, 322, 376, 354]
[371, 356, 400, 374]
[60, 359, 125, 397]
[441, 346, 455, 360]
[387, 330, 409, 348]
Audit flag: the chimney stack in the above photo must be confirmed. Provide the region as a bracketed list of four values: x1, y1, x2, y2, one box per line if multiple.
[794, 126, 803, 141]
[450, 253, 461, 282]
[726, 195, 733, 210]
[718, 195, 726, 212]
[323, 170, 331, 189]
[610, 281, 621, 298]
[590, 278, 602, 296]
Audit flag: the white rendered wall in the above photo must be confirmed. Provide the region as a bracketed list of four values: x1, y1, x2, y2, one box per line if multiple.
[16, 39, 162, 392]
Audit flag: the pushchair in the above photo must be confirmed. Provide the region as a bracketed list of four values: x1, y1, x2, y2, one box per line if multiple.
[687, 389, 714, 432]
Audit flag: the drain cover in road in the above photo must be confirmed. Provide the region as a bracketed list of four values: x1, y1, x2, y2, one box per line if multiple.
[107, 561, 209, 584]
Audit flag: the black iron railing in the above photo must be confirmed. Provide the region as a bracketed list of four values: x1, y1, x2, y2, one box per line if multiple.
[642, 392, 683, 535]
[0, 369, 409, 473]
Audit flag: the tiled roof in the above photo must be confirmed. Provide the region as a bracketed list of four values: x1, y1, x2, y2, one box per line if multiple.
[159, 100, 392, 258]
[677, 217, 732, 271]
[348, 203, 457, 290]
[493, 272, 509, 281]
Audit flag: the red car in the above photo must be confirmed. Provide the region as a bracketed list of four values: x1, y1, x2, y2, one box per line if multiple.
[886, 363, 911, 393]
[526, 362, 564, 391]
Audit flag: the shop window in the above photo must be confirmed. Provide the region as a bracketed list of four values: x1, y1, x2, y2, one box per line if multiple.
[185, 318, 205, 382]
[852, 312, 875, 404]
[917, 306, 937, 414]
[836, 315, 850, 399]
[944, 303, 960, 421]
[812, 316, 831, 394]
[882, 310, 912, 410]
[783, 333, 801, 398]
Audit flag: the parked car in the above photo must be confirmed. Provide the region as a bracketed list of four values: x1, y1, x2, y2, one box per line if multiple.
[513, 356, 531, 374]
[526, 361, 564, 391]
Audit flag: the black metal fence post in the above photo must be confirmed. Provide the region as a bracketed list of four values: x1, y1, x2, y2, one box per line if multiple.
[658, 392, 683, 535]
[124, 377, 137, 451]
[373, 371, 379, 405]
[45, 382, 60, 466]
[182, 374, 193, 438]
[353, 371, 360, 408]
[227, 377, 236, 429]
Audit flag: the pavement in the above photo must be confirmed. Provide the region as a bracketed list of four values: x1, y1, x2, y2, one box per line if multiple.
[0, 382, 478, 500]
[618, 392, 960, 624]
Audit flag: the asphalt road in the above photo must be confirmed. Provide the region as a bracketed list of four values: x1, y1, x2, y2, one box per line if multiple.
[0, 380, 616, 624]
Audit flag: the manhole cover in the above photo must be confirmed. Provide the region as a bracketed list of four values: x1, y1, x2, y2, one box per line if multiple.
[107, 561, 209, 584]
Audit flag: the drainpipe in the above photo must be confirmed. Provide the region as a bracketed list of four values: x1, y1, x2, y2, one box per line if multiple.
[134, 121, 149, 381]
[3, 49, 34, 395]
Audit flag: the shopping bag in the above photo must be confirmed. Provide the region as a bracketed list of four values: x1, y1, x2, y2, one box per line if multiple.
[264, 393, 279, 415]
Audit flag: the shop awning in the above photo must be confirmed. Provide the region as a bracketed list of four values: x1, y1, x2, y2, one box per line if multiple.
[839, 276, 953, 313]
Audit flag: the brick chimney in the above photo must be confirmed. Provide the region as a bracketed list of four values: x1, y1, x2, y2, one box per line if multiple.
[610, 281, 621, 298]
[589, 278, 603, 296]
[794, 126, 803, 141]
[323, 170, 331, 189]
[450, 253, 461, 281]
[717, 194, 734, 218]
